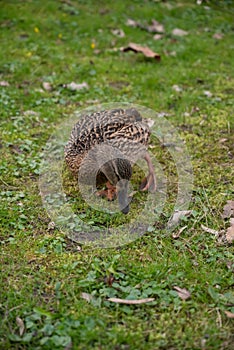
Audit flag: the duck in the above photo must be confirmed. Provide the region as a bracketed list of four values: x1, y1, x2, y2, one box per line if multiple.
[64, 108, 156, 214]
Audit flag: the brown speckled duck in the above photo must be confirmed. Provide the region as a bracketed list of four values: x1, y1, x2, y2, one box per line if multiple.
[65, 108, 156, 214]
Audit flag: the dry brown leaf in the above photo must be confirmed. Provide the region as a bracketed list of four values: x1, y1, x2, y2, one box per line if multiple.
[168, 210, 193, 227]
[104, 274, 115, 286]
[0, 80, 10, 87]
[64, 82, 89, 91]
[23, 110, 39, 116]
[47, 221, 56, 231]
[204, 90, 212, 97]
[126, 18, 138, 27]
[126, 18, 164, 33]
[16, 316, 25, 336]
[129, 190, 137, 198]
[42, 82, 52, 91]
[172, 225, 187, 239]
[144, 118, 155, 128]
[219, 138, 228, 143]
[222, 200, 234, 219]
[226, 218, 234, 244]
[111, 29, 125, 38]
[108, 297, 155, 304]
[35, 88, 44, 93]
[201, 224, 219, 236]
[224, 310, 234, 318]
[122, 43, 160, 60]
[153, 34, 163, 40]
[8, 144, 23, 155]
[146, 20, 165, 33]
[173, 286, 191, 300]
[172, 84, 183, 92]
[164, 50, 177, 57]
[80, 292, 93, 302]
[172, 28, 188, 36]
[213, 33, 223, 40]
[225, 260, 234, 270]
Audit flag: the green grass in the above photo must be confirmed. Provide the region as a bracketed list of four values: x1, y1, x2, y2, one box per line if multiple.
[0, 0, 234, 349]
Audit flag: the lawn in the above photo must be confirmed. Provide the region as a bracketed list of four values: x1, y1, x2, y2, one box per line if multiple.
[0, 0, 234, 349]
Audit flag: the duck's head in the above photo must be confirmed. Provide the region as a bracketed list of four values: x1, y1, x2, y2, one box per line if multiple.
[101, 158, 132, 214]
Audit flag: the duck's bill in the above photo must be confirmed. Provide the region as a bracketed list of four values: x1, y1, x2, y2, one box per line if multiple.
[117, 180, 131, 214]
[121, 204, 130, 214]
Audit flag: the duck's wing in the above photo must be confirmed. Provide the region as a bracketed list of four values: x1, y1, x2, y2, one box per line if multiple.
[104, 121, 150, 145]
[64, 108, 150, 167]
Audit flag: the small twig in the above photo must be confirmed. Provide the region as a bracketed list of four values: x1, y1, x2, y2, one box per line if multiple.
[216, 308, 222, 328]
[0, 177, 19, 189]
[108, 297, 155, 304]
[183, 242, 197, 258]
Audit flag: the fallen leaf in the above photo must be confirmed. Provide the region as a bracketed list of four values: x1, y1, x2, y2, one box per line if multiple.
[144, 118, 155, 128]
[224, 310, 234, 318]
[99, 8, 109, 15]
[23, 110, 39, 116]
[201, 224, 219, 236]
[86, 99, 100, 104]
[129, 190, 137, 198]
[122, 43, 160, 60]
[172, 84, 183, 92]
[156, 112, 171, 118]
[201, 225, 227, 245]
[0, 80, 10, 87]
[146, 19, 165, 33]
[8, 144, 23, 154]
[191, 106, 200, 114]
[47, 221, 55, 231]
[213, 33, 223, 40]
[172, 225, 187, 239]
[172, 28, 188, 36]
[153, 34, 163, 40]
[42, 82, 52, 91]
[173, 286, 191, 300]
[204, 90, 212, 97]
[168, 210, 193, 227]
[225, 260, 234, 270]
[126, 18, 138, 27]
[222, 200, 234, 219]
[108, 297, 155, 304]
[16, 316, 25, 336]
[104, 274, 115, 286]
[35, 88, 44, 93]
[109, 81, 129, 89]
[64, 82, 89, 91]
[126, 19, 164, 33]
[80, 292, 93, 302]
[219, 138, 228, 143]
[164, 50, 177, 57]
[226, 218, 234, 244]
[216, 308, 222, 328]
[111, 29, 125, 38]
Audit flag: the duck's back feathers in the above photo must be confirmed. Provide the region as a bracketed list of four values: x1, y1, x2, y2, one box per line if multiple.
[64, 108, 150, 173]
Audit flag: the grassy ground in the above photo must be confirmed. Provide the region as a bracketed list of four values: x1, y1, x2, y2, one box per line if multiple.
[0, 0, 234, 349]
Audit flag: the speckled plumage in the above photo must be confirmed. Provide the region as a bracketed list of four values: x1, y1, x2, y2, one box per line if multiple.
[64, 108, 150, 174]
[64, 107, 156, 214]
